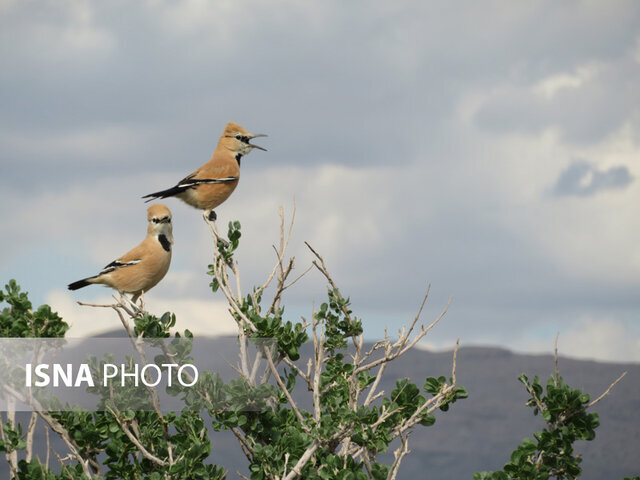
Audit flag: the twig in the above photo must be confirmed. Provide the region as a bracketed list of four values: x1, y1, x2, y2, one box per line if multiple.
[364, 362, 387, 406]
[110, 303, 175, 465]
[387, 433, 411, 480]
[5, 398, 18, 478]
[45, 423, 50, 470]
[588, 371, 627, 408]
[0, 411, 17, 479]
[282, 440, 320, 480]
[77, 300, 117, 308]
[281, 356, 312, 389]
[554, 333, 560, 385]
[452, 338, 460, 385]
[35, 410, 94, 478]
[230, 427, 255, 460]
[355, 296, 451, 374]
[265, 347, 309, 431]
[282, 265, 313, 292]
[107, 407, 169, 467]
[312, 311, 323, 422]
[25, 411, 38, 462]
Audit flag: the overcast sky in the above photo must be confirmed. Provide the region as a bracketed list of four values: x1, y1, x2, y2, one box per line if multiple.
[1, 0, 639, 362]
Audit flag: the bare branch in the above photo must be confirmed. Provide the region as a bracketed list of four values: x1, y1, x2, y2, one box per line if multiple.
[35, 410, 94, 478]
[355, 296, 451, 374]
[265, 347, 309, 431]
[364, 362, 387, 407]
[108, 408, 168, 467]
[0, 410, 17, 479]
[282, 355, 312, 389]
[230, 426, 255, 460]
[554, 332, 560, 385]
[25, 412, 37, 462]
[45, 422, 50, 470]
[257, 203, 296, 298]
[387, 433, 411, 480]
[312, 310, 324, 423]
[588, 371, 627, 408]
[452, 338, 460, 386]
[282, 440, 320, 480]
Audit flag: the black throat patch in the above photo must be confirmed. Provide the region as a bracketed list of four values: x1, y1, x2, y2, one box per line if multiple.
[158, 234, 171, 252]
[235, 153, 243, 166]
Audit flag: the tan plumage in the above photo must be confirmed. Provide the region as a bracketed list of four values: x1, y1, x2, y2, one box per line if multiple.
[142, 122, 266, 220]
[68, 204, 174, 302]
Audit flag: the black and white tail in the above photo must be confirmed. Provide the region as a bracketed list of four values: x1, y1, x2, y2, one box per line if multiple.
[67, 277, 95, 291]
[142, 176, 238, 202]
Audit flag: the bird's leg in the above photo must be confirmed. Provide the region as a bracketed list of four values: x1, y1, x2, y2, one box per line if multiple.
[207, 210, 231, 246]
[137, 292, 146, 312]
[202, 211, 230, 247]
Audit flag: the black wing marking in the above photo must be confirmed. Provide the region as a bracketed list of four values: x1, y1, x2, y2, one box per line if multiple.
[176, 176, 238, 188]
[99, 259, 141, 275]
[142, 174, 239, 201]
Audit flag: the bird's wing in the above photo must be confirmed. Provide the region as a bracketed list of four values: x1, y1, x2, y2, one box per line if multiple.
[176, 176, 238, 188]
[99, 259, 141, 275]
[178, 165, 238, 188]
[99, 244, 146, 274]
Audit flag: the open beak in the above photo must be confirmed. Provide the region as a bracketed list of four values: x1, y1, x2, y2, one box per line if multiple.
[248, 134, 268, 151]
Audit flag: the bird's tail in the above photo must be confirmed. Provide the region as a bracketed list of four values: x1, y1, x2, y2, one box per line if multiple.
[142, 185, 187, 203]
[68, 277, 96, 291]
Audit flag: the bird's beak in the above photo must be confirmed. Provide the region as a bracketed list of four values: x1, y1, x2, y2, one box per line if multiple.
[248, 134, 268, 151]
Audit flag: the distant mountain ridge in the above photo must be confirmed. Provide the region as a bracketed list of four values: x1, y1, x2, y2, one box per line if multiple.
[4, 336, 638, 478]
[207, 341, 640, 479]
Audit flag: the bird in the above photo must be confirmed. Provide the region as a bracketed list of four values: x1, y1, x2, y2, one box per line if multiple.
[68, 204, 174, 302]
[142, 122, 267, 221]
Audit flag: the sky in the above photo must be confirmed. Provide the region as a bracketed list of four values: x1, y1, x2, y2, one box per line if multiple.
[1, 0, 640, 363]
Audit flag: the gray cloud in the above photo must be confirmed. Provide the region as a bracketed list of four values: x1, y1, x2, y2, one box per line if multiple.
[3, 0, 640, 186]
[474, 62, 640, 144]
[553, 161, 633, 197]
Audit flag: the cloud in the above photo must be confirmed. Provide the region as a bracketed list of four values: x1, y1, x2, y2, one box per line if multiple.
[419, 315, 640, 364]
[558, 317, 640, 362]
[511, 316, 640, 363]
[553, 160, 633, 197]
[473, 49, 640, 144]
[47, 289, 236, 338]
[533, 63, 602, 100]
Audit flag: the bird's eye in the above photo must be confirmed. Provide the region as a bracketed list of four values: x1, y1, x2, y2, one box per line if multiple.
[152, 218, 159, 223]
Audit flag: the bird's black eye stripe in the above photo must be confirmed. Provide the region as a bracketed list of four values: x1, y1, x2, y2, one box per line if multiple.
[235, 134, 250, 143]
[152, 218, 159, 223]
[152, 216, 171, 224]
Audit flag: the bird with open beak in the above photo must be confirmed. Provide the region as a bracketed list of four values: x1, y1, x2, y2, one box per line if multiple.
[142, 122, 266, 221]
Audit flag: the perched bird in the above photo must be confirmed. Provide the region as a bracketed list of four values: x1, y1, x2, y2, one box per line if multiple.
[142, 122, 266, 221]
[68, 204, 174, 302]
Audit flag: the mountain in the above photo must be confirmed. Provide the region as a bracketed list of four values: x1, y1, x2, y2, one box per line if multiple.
[208, 343, 640, 479]
[3, 338, 638, 478]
